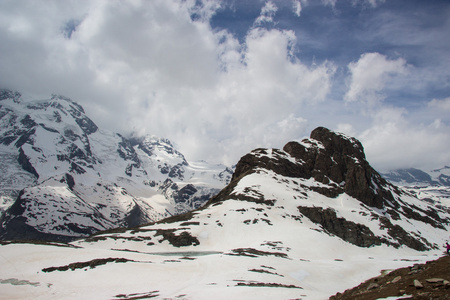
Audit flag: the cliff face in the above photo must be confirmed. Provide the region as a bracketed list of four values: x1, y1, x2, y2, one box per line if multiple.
[284, 127, 398, 209]
[215, 127, 398, 208]
[209, 127, 448, 250]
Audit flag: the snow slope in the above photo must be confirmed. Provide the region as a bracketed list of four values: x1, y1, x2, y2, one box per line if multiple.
[0, 218, 443, 300]
[0, 127, 448, 299]
[0, 89, 232, 241]
[382, 167, 450, 222]
[382, 166, 450, 188]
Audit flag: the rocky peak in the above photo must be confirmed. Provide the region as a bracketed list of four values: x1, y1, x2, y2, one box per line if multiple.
[289, 127, 397, 209]
[0, 89, 21, 103]
[137, 135, 189, 168]
[208, 127, 448, 251]
[310, 126, 365, 157]
[283, 127, 368, 184]
[228, 127, 396, 209]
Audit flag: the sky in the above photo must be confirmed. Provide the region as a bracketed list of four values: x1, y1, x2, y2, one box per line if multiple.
[0, 0, 449, 172]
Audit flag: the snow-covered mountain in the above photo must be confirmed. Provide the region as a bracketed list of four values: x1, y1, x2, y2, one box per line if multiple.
[0, 89, 232, 242]
[382, 166, 450, 220]
[0, 127, 447, 299]
[382, 167, 450, 187]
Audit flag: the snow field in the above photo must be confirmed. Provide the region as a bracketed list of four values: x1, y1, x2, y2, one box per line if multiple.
[0, 240, 441, 299]
[0, 168, 445, 299]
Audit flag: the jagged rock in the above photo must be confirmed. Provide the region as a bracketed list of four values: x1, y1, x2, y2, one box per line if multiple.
[227, 127, 401, 210]
[0, 89, 21, 102]
[208, 126, 446, 250]
[124, 204, 146, 228]
[285, 127, 399, 209]
[297, 206, 382, 247]
[62, 173, 75, 190]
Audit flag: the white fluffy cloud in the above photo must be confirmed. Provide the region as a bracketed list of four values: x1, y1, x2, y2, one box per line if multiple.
[0, 0, 448, 171]
[168, 27, 335, 164]
[356, 107, 450, 171]
[0, 0, 336, 165]
[254, 1, 278, 26]
[344, 52, 408, 104]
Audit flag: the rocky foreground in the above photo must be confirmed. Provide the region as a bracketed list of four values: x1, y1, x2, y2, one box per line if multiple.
[330, 254, 450, 300]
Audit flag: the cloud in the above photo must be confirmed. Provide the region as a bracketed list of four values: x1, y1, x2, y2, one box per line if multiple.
[292, 0, 308, 17]
[78, 1, 221, 88]
[429, 97, 450, 111]
[344, 52, 408, 105]
[349, 0, 386, 8]
[321, 0, 337, 8]
[364, 0, 386, 8]
[0, 0, 448, 171]
[357, 107, 450, 172]
[169, 27, 335, 164]
[254, 1, 278, 26]
[336, 123, 357, 137]
[0, 0, 333, 165]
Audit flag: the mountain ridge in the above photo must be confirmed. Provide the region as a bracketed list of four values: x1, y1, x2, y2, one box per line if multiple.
[200, 127, 448, 251]
[0, 120, 449, 299]
[382, 167, 450, 187]
[0, 89, 232, 242]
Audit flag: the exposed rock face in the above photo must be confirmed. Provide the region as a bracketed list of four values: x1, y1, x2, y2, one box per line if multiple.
[297, 206, 383, 248]
[214, 127, 399, 209]
[208, 127, 449, 250]
[284, 127, 399, 209]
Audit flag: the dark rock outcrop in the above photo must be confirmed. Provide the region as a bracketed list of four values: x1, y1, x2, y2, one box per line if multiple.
[211, 127, 399, 210]
[155, 229, 200, 247]
[17, 147, 39, 178]
[284, 127, 398, 209]
[207, 127, 447, 250]
[124, 204, 146, 228]
[298, 206, 383, 248]
[297, 206, 430, 251]
[0, 89, 21, 102]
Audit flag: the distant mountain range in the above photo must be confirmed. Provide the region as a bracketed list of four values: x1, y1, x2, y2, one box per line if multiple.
[0, 89, 232, 241]
[382, 167, 450, 187]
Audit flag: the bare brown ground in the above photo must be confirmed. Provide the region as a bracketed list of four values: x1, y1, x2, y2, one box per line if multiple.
[330, 255, 450, 300]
